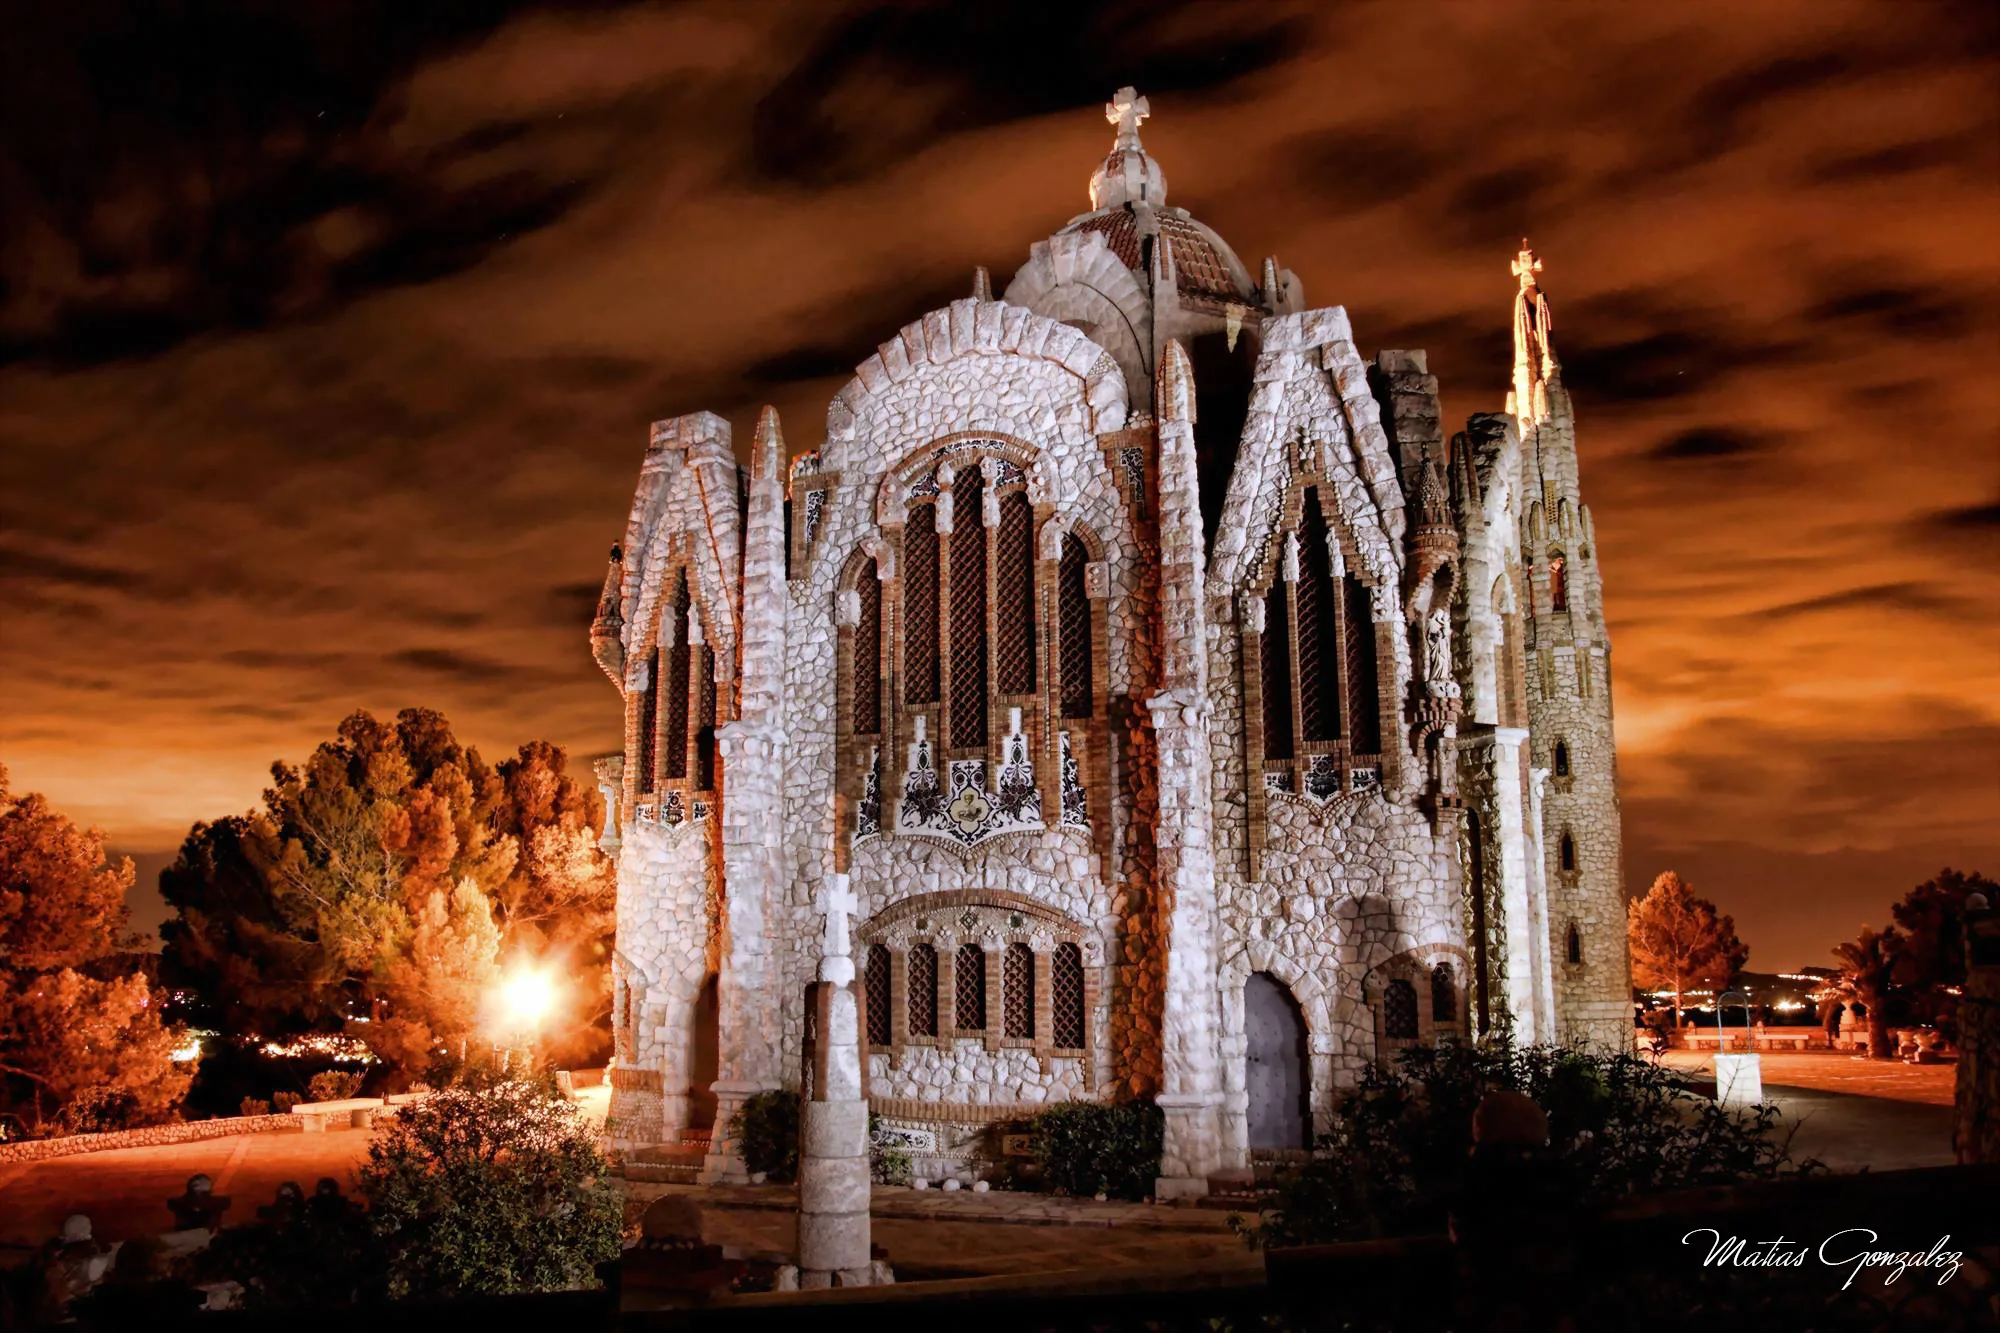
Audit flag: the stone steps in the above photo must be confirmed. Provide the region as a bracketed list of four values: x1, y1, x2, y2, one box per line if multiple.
[623, 1140, 708, 1184]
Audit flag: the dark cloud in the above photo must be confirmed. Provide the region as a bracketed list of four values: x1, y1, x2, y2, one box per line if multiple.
[3, 0, 1996, 973]
[1646, 426, 1774, 463]
[749, 1, 1302, 187]
[1757, 581, 1970, 621]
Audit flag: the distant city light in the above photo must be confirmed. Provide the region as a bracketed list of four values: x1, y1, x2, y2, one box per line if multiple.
[171, 1033, 205, 1063]
[258, 1034, 377, 1064]
[1772, 999, 1806, 1013]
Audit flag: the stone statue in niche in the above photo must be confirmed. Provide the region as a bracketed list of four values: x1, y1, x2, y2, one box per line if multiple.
[1424, 607, 1459, 696]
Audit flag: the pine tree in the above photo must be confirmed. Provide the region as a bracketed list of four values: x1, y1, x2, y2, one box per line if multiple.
[1626, 871, 1748, 1027]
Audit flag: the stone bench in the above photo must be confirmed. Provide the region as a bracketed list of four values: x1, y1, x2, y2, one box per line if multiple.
[290, 1097, 385, 1132]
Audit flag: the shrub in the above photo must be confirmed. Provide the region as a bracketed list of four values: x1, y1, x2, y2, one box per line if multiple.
[272, 1091, 300, 1112]
[239, 1097, 272, 1117]
[1030, 1100, 1163, 1200]
[358, 1070, 622, 1299]
[54, 1087, 148, 1136]
[307, 1070, 364, 1102]
[868, 1113, 913, 1186]
[1247, 1039, 1812, 1248]
[731, 1089, 801, 1183]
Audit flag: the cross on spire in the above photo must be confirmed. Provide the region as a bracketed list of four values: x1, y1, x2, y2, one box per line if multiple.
[1512, 239, 1543, 291]
[816, 873, 858, 972]
[1106, 86, 1149, 148]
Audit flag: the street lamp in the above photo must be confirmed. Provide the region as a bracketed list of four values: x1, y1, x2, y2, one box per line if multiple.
[493, 964, 559, 1068]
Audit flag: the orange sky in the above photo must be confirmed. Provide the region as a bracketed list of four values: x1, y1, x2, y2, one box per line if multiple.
[3, 1, 1996, 968]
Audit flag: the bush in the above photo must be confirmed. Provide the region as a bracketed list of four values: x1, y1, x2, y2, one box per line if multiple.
[239, 1097, 272, 1117]
[868, 1113, 913, 1185]
[307, 1070, 364, 1102]
[358, 1070, 622, 1299]
[273, 1091, 300, 1112]
[54, 1087, 149, 1136]
[731, 1089, 800, 1183]
[1247, 1039, 1812, 1248]
[1030, 1100, 1163, 1200]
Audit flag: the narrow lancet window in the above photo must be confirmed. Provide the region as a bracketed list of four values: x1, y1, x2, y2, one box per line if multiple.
[1261, 580, 1294, 760]
[855, 559, 881, 735]
[907, 943, 938, 1037]
[1003, 942, 1034, 1039]
[955, 943, 987, 1032]
[995, 491, 1036, 694]
[665, 573, 691, 780]
[1297, 495, 1340, 742]
[948, 469, 987, 749]
[905, 508, 940, 705]
[864, 944, 892, 1047]
[1343, 574, 1379, 753]
[1059, 535, 1093, 719]
[1052, 942, 1085, 1048]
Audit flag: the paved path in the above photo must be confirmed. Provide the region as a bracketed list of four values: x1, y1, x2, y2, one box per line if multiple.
[1660, 1050, 1956, 1106]
[627, 1182, 1243, 1280]
[0, 1126, 375, 1258]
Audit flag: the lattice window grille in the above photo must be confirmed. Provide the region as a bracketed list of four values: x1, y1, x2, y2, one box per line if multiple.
[948, 469, 987, 750]
[1261, 580, 1293, 760]
[637, 665, 659, 794]
[994, 491, 1036, 695]
[1059, 535, 1093, 719]
[694, 644, 717, 791]
[907, 943, 938, 1037]
[855, 560, 882, 735]
[1384, 979, 1419, 1040]
[864, 944, 892, 1047]
[955, 943, 986, 1032]
[1343, 573, 1380, 754]
[1052, 942, 1085, 1048]
[1296, 495, 1341, 742]
[904, 509, 940, 704]
[664, 575, 691, 779]
[1003, 943, 1035, 1039]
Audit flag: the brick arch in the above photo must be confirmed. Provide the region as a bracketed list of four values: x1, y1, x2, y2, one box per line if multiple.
[825, 297, 1128, 447]
[872, 432, 1049, 530]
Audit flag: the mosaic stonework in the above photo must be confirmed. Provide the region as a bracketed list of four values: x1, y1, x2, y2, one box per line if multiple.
[594, 92, 1629, 1190]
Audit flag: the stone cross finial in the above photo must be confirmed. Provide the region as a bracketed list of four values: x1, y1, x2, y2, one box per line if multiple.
[1106, 87, 1149, 147]
[816, 872, 858, 983]
[1511, 240, 1543, 291]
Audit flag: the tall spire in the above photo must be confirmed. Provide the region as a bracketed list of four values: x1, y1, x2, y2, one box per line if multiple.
[1088, 86, 1167, 210]
[1510, 240, 1558, 428]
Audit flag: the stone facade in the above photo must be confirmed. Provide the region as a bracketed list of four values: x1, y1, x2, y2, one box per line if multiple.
[593, 90, 1630, 1191]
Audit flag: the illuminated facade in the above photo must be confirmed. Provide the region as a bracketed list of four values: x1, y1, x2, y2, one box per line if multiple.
[588, 89, 1627, 1193]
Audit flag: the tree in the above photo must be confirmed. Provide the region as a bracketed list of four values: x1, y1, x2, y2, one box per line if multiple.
[0, 765, 190, 1131]
[160, 710, 615, 1080]
[1626, 871, 1748, 1026]
[1889, 867, 1993, 1042]
[1834, 925, 1903, 1062]
[358, 1070, 622, 1299]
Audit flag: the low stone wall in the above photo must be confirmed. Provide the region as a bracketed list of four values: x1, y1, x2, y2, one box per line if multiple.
[0, 1113, 301, 1166]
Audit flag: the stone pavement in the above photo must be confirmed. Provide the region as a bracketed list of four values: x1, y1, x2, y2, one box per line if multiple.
[626, 1181, 1245, 1281]
[0, 1125, 374, 1259]
[1660, 1049, 1956, 1106]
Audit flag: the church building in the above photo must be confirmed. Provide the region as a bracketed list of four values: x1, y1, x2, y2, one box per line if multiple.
[588, 90, 1627, 1194]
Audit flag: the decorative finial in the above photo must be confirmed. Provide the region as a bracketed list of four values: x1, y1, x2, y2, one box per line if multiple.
[972, 266, 991, 301]
[1106, 86, 1150, 149]
[1512, 240, 1543, 291]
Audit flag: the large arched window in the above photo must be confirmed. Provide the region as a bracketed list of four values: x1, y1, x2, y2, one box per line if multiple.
[1251, 484, 1382, 796]
[1003, 942, 1035, 1039]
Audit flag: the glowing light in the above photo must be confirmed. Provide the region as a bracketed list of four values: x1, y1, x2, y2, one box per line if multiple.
[171, 1035, 204, 1063]
[498, 965, 559, 1035]
[1773, 999, 1806, 1013]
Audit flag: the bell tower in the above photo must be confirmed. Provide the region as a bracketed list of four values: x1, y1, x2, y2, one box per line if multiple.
[1509, 245, 1630, 1048]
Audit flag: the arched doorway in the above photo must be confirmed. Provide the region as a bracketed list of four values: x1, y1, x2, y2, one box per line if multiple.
[1245, 972, 1311, 1150]
[687, 972, 719, 1131]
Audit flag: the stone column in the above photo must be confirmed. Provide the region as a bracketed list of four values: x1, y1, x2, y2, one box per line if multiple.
[794, 872, 882, 1287]
[704, 406, 789, 1182]
[1150, 341, 1227, 1198]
